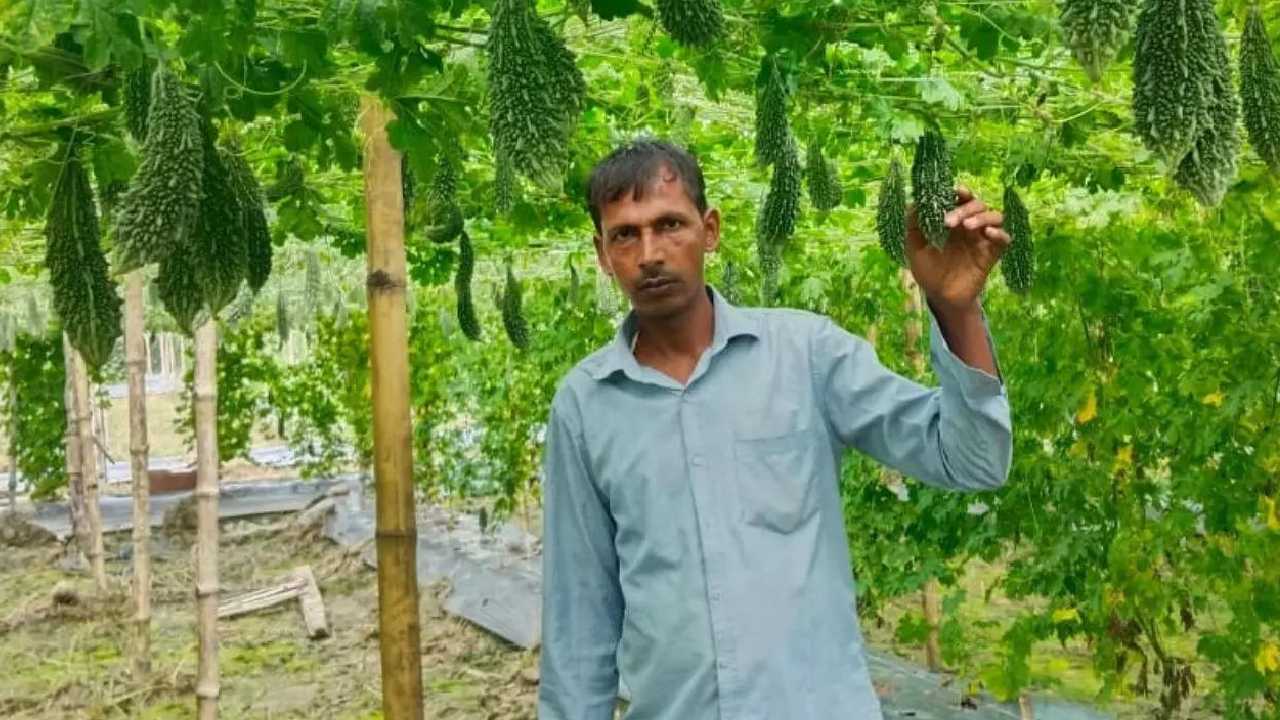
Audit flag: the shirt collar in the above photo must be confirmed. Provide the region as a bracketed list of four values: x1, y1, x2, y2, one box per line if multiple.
[587, 285, 758, 382]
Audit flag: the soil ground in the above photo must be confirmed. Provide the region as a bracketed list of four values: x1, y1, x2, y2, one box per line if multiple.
[0, 516, 540, 720]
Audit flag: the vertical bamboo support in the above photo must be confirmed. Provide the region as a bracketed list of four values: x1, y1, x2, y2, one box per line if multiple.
[125, 271, 152, 679]
[62, 339, 86, 552]
[901, 268, 943, 672]
[70, 342, 107, 592]
[360, 94, 424, 720]
[193, 318, 220, 720]
[7, 382, 16, 514]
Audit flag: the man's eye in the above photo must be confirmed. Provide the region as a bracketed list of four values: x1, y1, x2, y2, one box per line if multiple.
[660, 218, 681, 231]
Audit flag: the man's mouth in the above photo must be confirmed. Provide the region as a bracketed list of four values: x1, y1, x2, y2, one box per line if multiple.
[638, 277, 677, 292]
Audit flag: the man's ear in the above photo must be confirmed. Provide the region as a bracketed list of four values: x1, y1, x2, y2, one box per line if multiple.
[702, 208, 721, 253]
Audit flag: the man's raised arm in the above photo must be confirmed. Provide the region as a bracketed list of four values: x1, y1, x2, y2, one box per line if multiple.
[811, 308, 1012, 492]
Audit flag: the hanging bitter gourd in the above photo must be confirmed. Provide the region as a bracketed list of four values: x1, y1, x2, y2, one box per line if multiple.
[426, 154, 465, 244]
[500, 260, 529, 350]
[1000, 186, 1034, 294]
[156, 241, 204, 334]
[275, 291, 290, 349]
[756, 136, 802, 249]
[123, 66, 151, 143]
[1059, 0, 1135, 83]
[756, 236, 782, 307]
[805, 142, 843, 211]
[876, 157, 907, 267]
[1173, 0, 1238, 206]
[112, 66, 203, 273]
[755, 57, 790, 167]
[455, 232, 481, 341]
[44, 144, 122, 371]
[720, 260, 739, 304]
[655, 0, 724, 48]
[222, 142, 273, 293]
[1241, 5, 1280, 173]
[911, 130, 954, 249]
[487, 0, 585, 189]
[401, 156, 416, 216]
[190, 115, 248, 315]
[1132, 0, 1213, 169]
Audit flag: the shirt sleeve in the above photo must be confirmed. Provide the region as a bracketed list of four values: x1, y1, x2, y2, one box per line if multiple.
[811, 305, 1012, 492]
[538, 388, 624, 720]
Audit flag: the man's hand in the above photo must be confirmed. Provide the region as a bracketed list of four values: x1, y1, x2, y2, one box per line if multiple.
[906, 186, 1011, 315]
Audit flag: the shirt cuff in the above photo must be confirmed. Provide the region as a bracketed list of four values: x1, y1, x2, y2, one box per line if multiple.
[926, 301, 1007, 403]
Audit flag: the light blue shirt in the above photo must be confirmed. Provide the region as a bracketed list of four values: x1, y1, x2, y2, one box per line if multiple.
[538, 286, 1012, 720]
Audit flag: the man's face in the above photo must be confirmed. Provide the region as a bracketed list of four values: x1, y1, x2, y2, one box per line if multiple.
[593, 167, 720, 321]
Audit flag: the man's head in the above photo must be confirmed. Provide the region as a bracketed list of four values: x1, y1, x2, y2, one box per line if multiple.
[587, 139, 720, 321]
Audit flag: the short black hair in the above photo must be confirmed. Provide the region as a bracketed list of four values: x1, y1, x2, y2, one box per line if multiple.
[585, 138, 709, 233]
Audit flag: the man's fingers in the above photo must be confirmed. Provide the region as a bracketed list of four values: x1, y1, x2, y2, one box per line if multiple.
[954, 185, 973, 204]
[945, 199, 986, 228]
[984, 226, 1012, 246]
[962, 210, 1004, 231]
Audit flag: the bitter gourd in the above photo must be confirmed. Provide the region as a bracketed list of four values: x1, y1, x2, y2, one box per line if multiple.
[911, 130, 954, 249]
[1241, 5, 1280, 173]
[1000, 186, 1034, 294]
[876, 157, 907, 266]
[112, 66, 203, 273]
[45, 145, 122, 370]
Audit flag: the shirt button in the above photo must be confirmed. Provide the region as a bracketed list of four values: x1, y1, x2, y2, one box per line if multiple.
[691, 455, 705, 467]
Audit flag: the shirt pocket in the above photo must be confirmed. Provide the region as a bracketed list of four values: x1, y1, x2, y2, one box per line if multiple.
[733, 426, 819, 534]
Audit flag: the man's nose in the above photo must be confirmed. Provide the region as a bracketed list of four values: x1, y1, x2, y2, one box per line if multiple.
[638, 229, 665, 269]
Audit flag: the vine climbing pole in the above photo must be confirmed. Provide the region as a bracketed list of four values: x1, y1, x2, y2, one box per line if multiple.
[124, 270, 152, 678]
[193, 318, 221, 720]
[359, 95, 424, 720]
[6, 381, 15, 515]
[900, 268, 942, 672]
[69, 340, 107, 592]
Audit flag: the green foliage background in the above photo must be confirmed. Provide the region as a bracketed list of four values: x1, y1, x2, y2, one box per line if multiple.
[0, 328, 67, 500]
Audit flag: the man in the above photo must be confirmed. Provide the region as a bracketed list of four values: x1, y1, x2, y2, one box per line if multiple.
[538, 139, 1012, 719]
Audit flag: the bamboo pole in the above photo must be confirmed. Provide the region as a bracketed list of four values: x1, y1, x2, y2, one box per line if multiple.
[360, 94, 424, 720]
[62, 337, 86, 554]
[70, 341, 107, 592]
[900, 268, 943, 672]
[7, 381, 16, 514]
[125, 271, 152, 679]
[193, 318, 220, 720]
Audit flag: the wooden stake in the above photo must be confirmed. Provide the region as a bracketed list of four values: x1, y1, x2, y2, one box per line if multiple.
[7, 381, 16, 515]
[70, 342, 107, 592]
[62, 337, 86, 553]
[1018, 693, 1035, 719]
[125, 271, 152, 679]
[360, 94, 424, 720]
[900, 269, 943, 672]
[193, 319, 220, 720]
